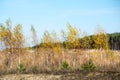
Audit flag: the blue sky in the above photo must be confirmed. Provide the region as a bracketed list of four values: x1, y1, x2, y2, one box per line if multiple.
[0, 0, 120, 42]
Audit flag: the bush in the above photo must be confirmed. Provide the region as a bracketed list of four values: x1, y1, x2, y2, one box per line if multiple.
[81, 59, 96, 71]
[61, 61, 71, 70]
[32, 66, 38, 73]
[17, 63, 26, 73]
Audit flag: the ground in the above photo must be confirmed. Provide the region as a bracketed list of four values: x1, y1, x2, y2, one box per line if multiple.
[0, 71, 120, 80]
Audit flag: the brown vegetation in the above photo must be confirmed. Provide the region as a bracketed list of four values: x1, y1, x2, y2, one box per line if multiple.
[0, 20, 120, 76]
[0, 49, 120, 74]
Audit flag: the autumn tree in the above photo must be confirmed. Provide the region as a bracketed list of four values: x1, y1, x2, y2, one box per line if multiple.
[66, 24, 80, 49]
[41, 30, 60, 52]
[93, 27, 109, 50]
[31, 25, 39, 53]
[65, 24, 80, 68]
[93, 26, 109, 67]
[51, 30, 62, 53]
[61, 29, 67, 48]
[81, 31, 92, 49]
[41, 30, 53, 68]
[14, 24, 24, 65]
[0, 20, 25, 68]
[0, 19, 15, 68]
[41, 30, 53, 48]
[0, 24, 5, 49]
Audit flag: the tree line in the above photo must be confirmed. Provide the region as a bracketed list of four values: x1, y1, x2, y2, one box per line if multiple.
[0, 20, 120, 52]
[33, 26, 120, 50]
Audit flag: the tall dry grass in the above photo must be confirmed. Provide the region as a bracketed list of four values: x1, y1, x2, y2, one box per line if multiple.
[0, 49, 120, 74]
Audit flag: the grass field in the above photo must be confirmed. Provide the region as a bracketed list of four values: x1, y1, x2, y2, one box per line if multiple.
[0, 49, 120, 72]
[0, 49, 120, 79]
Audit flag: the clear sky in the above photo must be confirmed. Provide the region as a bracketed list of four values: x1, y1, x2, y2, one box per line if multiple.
[0, 0, 120, 42]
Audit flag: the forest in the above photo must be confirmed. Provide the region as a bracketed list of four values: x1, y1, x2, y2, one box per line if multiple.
[0, 20, 120, 79]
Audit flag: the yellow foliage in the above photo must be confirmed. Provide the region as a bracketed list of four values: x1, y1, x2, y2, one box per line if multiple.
[66, 24, 80, 49]
[93, 27, 109, 50]
[81, 32, 92, 49]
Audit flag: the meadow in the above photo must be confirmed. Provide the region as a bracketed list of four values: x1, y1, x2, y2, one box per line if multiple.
[0, 20, 120, 79]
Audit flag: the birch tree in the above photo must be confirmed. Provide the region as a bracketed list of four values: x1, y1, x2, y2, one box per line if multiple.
[93, 26, 109, 67]
[14, 24, 24, 65]
[66, 24, 80, 49]
[41, 30, 53, 48]
[81, 32, 92, 49]
[0, 19, 15, 68]
[31, 25, 39, 53]
[93, 27, 109, 50]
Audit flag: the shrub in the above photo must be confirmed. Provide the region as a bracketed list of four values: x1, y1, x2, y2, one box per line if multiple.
[61, 61, 71, 70]
[17, 63, 26, 73]
[32, 66, 38, 73]
[81, 59, 96, 71]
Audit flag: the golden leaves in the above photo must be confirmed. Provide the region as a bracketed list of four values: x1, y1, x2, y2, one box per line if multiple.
[93, 27, 109, 50]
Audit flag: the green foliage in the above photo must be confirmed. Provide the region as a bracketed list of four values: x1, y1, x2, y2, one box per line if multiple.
[17, 63, 26, 73]
[61, 61, 71, 70]
[81, 59, 96, 71]
[81, 32, 92, 49]
[31, 66, 38, 73]
[109, 32, 120, 50]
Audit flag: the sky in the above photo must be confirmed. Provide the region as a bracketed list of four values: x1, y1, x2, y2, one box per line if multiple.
[0, 0, 120, 43]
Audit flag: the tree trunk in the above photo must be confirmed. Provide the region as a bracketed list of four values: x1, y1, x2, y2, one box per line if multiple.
[9, 45, 13, 68]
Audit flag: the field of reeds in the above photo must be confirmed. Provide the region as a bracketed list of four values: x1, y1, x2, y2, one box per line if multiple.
[0, 49, 120, 74]
[0, 49, 120, 80]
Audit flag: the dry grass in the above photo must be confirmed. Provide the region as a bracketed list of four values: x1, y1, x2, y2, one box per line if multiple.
[0, 71, 120, 80]
[0, 49, 120, 74]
